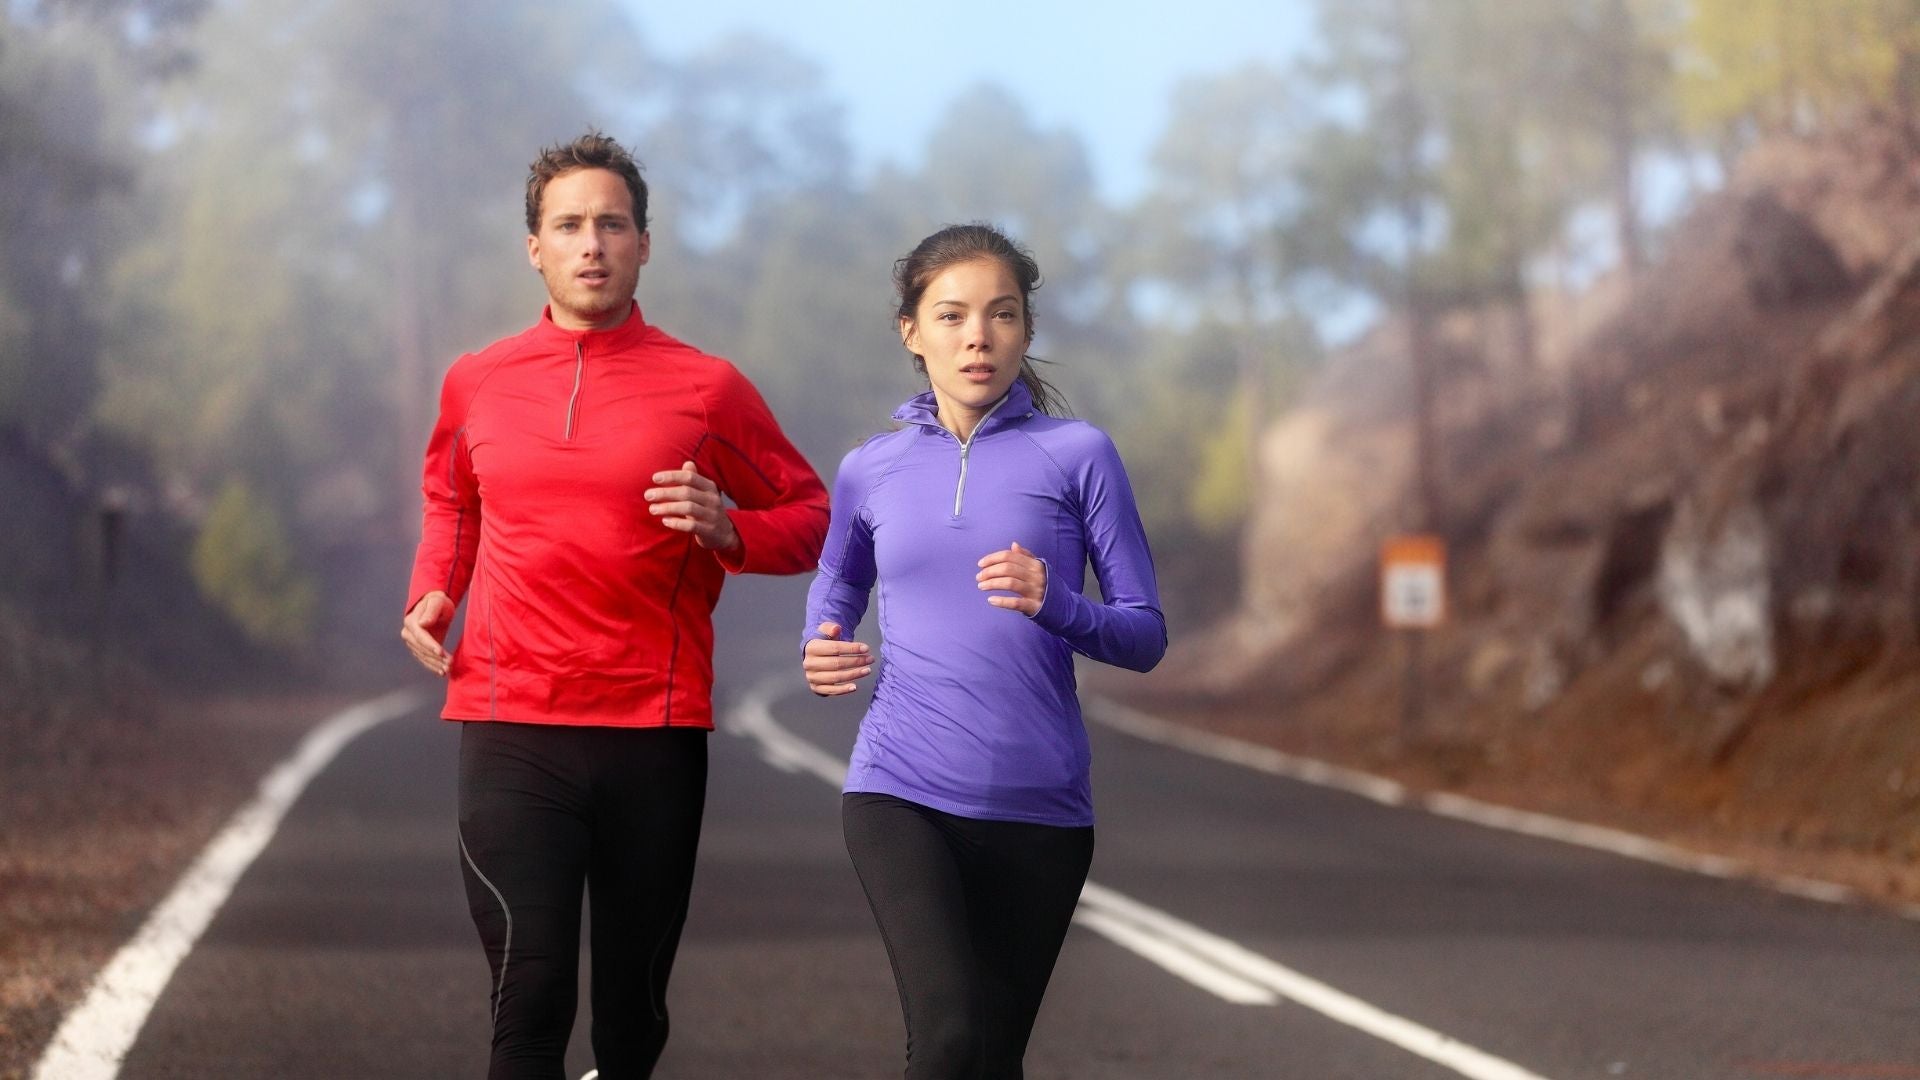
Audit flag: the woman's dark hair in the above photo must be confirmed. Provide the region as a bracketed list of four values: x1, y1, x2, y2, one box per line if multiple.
[893, 223, 1068, 416]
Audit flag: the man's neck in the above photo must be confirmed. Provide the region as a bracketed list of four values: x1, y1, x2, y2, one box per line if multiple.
[551, 300, 635, 332]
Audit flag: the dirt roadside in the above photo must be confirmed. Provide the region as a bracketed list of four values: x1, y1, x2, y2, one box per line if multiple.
[0, 689, 379, 1080]
[1107, 657, 1920, 919]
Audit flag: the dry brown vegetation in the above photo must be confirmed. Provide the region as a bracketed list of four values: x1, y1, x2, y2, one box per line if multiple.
[1123, 123, 1920, 914]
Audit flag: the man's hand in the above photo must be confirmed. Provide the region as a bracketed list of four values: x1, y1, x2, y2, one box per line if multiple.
[976, 540, 1047, 616]
[402, 591, 455, 677]
[802, 622, 872, 697]
[646, 460, 740, 552]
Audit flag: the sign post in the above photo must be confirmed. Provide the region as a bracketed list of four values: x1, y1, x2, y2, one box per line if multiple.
[1381, 535, 1447, 734]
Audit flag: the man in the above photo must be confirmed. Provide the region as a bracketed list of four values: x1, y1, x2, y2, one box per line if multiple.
[400, 131, 828, 1079]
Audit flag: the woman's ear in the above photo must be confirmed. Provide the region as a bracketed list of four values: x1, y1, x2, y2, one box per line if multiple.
[899, 315, 918, 353]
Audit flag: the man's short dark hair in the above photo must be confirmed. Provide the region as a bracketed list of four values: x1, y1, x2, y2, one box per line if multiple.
[525, 131, 648, 234]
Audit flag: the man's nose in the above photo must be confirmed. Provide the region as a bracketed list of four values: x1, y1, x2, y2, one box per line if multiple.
[581, 224, 605, 255]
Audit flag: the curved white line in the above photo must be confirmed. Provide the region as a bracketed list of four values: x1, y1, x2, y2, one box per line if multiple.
[32, 689, 425, 1080]
[729, 676, 1553, 1080]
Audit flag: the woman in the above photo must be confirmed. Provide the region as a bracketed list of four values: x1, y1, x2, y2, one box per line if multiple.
[801, 223, 1166, 1078]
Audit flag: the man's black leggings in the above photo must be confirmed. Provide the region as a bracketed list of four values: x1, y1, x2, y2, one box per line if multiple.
[842, 791, 1094, 1080]
[457, 721, 708, 1080]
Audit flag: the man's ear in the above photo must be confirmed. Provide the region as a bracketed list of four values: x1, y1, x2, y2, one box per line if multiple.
[638, 230, 651, 268]
[526, 233, 541, 271]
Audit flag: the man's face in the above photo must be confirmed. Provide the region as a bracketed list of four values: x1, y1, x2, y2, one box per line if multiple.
[526, 167, 648, 330]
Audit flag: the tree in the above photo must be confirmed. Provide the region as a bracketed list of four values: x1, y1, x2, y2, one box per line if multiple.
[1573, 0, 1679, 276]
[0, 0, 204, 447]
[1137, 63, 1311, 479]
[624, 31, 851, 253]
[1677, 0, 1920, 139]
[93, 0, 651, 649]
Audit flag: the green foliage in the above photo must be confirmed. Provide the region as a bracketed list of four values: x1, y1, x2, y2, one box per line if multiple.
[1104, 319, 1316, 544]
[17, 0, 1910, 659]
[0, 17, 122, 444]
[1192, 392, 1255, 533]
[915, 85, 1103, 295]
[1139, 63, 1306, 323]
[191, 480, 316, 649]
[1676, 0, 1920, 135]
[632, 30, 851, 245]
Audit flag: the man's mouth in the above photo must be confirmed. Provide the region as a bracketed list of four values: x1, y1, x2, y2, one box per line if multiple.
[578, 268, 610, 284]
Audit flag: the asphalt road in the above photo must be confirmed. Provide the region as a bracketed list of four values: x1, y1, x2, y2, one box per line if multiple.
[99, 577, 1920, 1079]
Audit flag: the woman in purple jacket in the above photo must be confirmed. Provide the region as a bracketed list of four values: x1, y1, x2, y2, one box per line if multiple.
[802, 223, 1167, 1078]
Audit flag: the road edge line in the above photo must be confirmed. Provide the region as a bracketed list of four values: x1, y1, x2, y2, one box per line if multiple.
[1084, 695, 1920, 922]
[31, 688, 425, 1080]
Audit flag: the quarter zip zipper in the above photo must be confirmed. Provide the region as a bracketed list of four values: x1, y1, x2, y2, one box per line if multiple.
[953, 439, 970, 517]
[564, 341, 585, 440]
[948, 394, 1011, 517]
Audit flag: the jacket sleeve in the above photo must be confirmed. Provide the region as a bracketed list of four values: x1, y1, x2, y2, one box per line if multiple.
[1030, 429, 1168, 672]
[405, 360, 481, 613]
[700, 364, 830, 576]
[801, 444, 879, 655]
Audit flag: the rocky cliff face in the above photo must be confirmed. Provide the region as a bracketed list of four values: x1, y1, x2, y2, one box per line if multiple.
[1152, 124, 1920, 902]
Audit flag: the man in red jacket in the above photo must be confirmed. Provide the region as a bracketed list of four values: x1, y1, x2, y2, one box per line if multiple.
[400, 131, 828, 1079]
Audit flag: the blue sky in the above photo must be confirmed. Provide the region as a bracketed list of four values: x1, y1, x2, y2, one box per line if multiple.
[621, 0, 1317, 204]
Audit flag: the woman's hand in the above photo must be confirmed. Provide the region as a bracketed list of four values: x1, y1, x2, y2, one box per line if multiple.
[803, 622, 873, 696]
[976, 541, 1046, 616]
[646, 460, 740, 552]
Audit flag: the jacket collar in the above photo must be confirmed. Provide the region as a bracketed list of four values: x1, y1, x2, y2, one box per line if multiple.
[530, 300, 651, 349]
[893, 378, 1036, 441]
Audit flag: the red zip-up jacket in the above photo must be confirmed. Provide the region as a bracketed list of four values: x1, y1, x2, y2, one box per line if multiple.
[406, 302, 828, 729]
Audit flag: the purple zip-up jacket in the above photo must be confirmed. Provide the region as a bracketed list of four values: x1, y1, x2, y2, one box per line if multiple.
[803, 380, 1166, 826]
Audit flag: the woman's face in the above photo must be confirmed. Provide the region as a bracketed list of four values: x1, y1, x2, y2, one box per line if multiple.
[901, 257, 1029, 437]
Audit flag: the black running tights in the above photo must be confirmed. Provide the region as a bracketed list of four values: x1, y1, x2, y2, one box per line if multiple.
[457, 721, 707, 1080]
[842, 791, 1095, 1080]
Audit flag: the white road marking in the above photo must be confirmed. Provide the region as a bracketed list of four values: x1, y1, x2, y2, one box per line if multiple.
[1085, 696, 1920, 921]
[32, 689, 426, 1080]
[727, 687, 848, 786]
[1068, 907, 1277, 1005]
[729, 677, 1554, 1080]
[1077, 883, 1550, 1080]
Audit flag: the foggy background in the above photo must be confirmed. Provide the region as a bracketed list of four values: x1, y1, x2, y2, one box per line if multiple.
[3, 0, 1740, 675]
[11, 1, 1920, 1075]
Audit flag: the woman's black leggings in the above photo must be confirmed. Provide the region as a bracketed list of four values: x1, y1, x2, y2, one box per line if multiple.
[842, 792, 1095, 1080]
[457, 721, 708, 1080]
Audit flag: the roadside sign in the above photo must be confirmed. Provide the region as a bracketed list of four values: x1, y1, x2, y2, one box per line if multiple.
[1381, 535, 1446, 629]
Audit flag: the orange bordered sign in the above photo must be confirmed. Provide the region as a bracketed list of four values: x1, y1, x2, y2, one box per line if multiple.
[1380, 535, 1446, 629]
